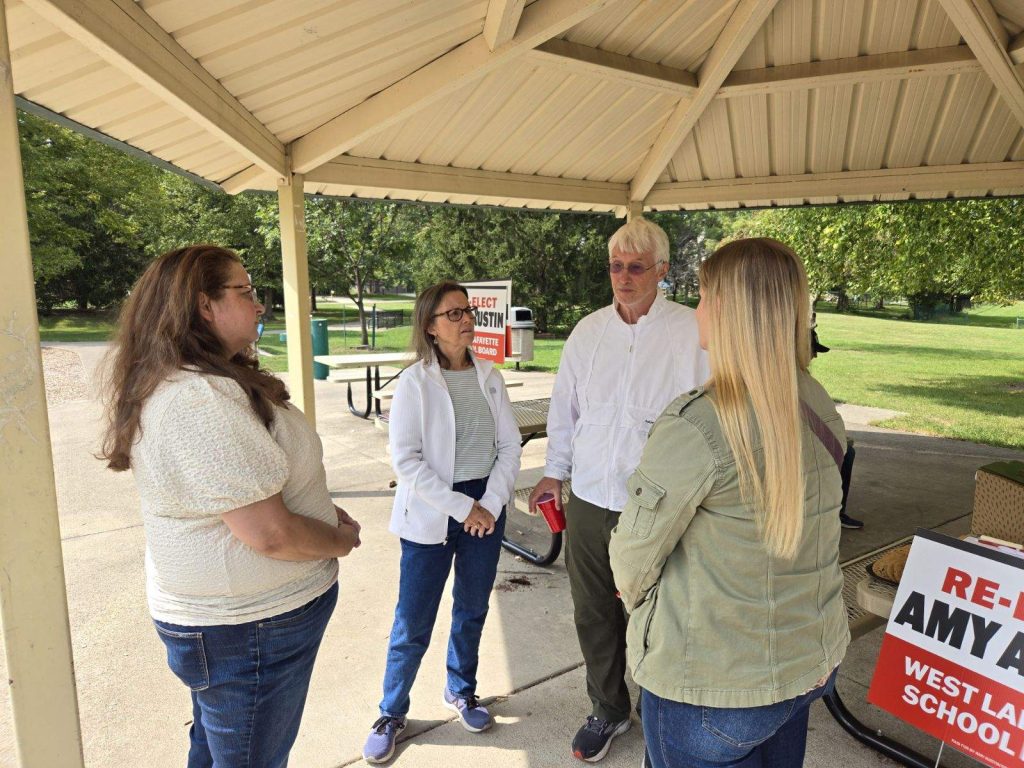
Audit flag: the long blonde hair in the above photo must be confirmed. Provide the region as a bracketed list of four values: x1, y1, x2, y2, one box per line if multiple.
[699, 238, 811, 559]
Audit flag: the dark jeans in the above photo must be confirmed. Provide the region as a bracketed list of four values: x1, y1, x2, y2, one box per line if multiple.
[642, 669, 838, 768]
[153, 582, 338, 768]
[840, 440, 856, 515]
[564, 492, 631, 723]
[379, 476, 505, 717]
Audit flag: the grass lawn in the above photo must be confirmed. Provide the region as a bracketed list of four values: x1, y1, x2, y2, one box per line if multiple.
[812, 305, 1024, 450]
[38, 301, 1024, 449]
[38, 311, 119, 341]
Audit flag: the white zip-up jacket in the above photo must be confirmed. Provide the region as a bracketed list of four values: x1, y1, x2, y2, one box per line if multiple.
[544, 294, 709, 512]
[389, 353, 523, 544]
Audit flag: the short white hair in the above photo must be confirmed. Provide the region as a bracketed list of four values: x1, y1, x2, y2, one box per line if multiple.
[607, 217, 670, 264]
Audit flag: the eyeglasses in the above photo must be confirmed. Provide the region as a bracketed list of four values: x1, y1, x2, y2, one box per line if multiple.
[432, 305, 476, 322]
[222, 283, 258, 303]
[608, 261, 665, 276]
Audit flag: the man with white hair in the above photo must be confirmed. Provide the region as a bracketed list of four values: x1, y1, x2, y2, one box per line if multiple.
[530, 217, 708, 762]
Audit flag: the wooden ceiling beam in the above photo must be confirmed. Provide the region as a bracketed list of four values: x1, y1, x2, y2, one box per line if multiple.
[527, 38, 697, 96]
[718, 45, 984, 98]
[936, 0, 1024, 129]
[300, 155, 627, 208]
[22, 0, 287, 178]
[629, 0, 780, 203]
[645, 161, 1024, 206]
[484, 0, 526, 50]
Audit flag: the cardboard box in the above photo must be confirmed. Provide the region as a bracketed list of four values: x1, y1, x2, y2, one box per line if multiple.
[970, 461, 1024, 544]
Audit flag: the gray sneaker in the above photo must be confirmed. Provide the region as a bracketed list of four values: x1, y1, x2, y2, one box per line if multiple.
[362, 716, 405, 764]
[443, 689, 492, 732]
[571, 716, 631, 762]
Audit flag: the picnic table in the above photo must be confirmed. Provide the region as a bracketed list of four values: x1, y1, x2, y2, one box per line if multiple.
[314, 352, 415, 418]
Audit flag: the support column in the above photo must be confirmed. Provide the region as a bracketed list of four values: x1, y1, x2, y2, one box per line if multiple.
[277, 173, 316, 427]
[626, 199, 644, 221]
[0, 2, 85, 766]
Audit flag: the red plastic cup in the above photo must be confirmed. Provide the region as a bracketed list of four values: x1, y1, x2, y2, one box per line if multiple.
[536, 492, 566, 533]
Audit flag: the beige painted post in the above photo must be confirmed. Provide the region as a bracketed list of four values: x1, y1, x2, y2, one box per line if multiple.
[626, 200, 644, 221]
[0, 3, 85, 766]
[277, 173, 316, 426]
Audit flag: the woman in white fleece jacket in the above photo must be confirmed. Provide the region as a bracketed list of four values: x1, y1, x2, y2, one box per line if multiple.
[362, 281, 521, 764]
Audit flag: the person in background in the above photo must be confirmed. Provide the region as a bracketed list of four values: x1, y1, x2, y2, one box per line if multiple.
[528, 217, 708, 763]
[101, 244, 361, 768]
[811, 311, 864, 530]
[610, 238, 850, 768]
[362, 281, 522, 764]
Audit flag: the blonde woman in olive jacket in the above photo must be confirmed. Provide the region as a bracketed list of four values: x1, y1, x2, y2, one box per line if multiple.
[610, 239, 849, 768]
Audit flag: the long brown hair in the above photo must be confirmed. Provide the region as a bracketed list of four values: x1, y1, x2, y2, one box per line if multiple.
[699, 238, 811, 559]
[410, 281, 470, 369]
[101, 245, 288, 471]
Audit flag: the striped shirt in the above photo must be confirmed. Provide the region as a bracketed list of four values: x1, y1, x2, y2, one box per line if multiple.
[441, 367, 497, 483]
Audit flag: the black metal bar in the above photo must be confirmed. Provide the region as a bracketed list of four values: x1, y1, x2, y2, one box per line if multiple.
[822, 688, 934, 768]
[346, 367, 373, 418]
[499, 427, 562, 566]
[500, 528, 562, 566]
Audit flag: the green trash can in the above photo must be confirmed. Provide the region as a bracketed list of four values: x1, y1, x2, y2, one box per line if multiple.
[311, 317, 329, 380]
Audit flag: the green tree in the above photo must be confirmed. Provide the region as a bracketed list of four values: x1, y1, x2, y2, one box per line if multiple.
[20, 110, 164, 311]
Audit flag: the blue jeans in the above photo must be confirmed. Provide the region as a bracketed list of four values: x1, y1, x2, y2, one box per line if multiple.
[154, 582, 338, 768]
[642, 669, 838, 768]
[380, 477, 505, 718]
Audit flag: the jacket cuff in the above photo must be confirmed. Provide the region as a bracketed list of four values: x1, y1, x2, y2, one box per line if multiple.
[478, 492, 506, 519]
[449, 495, 475, 523]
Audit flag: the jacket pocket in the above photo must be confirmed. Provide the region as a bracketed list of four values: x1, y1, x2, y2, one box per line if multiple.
[153, 624, 209, 691]
[620, 470, 667, 539]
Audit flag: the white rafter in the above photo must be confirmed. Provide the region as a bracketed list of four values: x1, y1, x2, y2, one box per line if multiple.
[484, 0, 526, 50]
[936, 0, 1024, 129]
[629, 0, 780, 203]
[645, 161, 1024, 207]
[22, 0, 287, 178]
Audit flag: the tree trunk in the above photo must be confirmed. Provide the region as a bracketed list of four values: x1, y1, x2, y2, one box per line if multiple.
[310, 285, 318, 312]
[261, 287, 276, 321]
[874, 297, 884, 310]
[354, 268, 369, 346]
[836, 288, 850, 313]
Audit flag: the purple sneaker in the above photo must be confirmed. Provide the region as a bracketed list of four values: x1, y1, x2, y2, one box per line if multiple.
[443, 689, 492, 732]
[362, 715, 405, 764]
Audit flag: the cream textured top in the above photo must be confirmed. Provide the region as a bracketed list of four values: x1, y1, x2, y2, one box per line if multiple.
[130, 371, 338, 626]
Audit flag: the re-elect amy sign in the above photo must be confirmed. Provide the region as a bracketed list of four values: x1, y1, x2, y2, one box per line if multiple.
[868, 530, 1024, 768]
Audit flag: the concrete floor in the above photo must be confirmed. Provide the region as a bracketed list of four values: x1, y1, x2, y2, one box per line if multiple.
[2, 343, 1022, 768]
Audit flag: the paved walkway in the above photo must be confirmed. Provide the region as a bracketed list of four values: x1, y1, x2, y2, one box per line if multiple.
[2, 343, 1022, 767]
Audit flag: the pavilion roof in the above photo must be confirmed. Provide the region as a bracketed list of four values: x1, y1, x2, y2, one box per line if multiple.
[8, 0, 1024, 213]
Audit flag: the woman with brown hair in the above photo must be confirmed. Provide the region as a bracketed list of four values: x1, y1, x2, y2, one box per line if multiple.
[361, 281, 521, 763]
[102, 244, 361, 768]
[610, 238, 849, 767]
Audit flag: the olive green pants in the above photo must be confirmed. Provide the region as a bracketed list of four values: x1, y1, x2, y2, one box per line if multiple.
[564, 492, 631, 723]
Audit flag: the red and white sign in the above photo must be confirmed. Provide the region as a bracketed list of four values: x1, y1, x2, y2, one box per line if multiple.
[463, 280, 510, 364]
[868, 531, 1024, 768]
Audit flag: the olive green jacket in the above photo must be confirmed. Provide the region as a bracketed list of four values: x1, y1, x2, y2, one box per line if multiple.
[608, 372, 850, 707]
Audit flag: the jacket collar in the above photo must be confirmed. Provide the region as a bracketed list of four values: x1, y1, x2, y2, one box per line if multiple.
[422, 348, 493, 385]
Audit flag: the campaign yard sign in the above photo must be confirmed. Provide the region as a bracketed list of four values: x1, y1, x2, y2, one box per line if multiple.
[868, 530, 1024, 768]
[463, 280, 510, 364]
